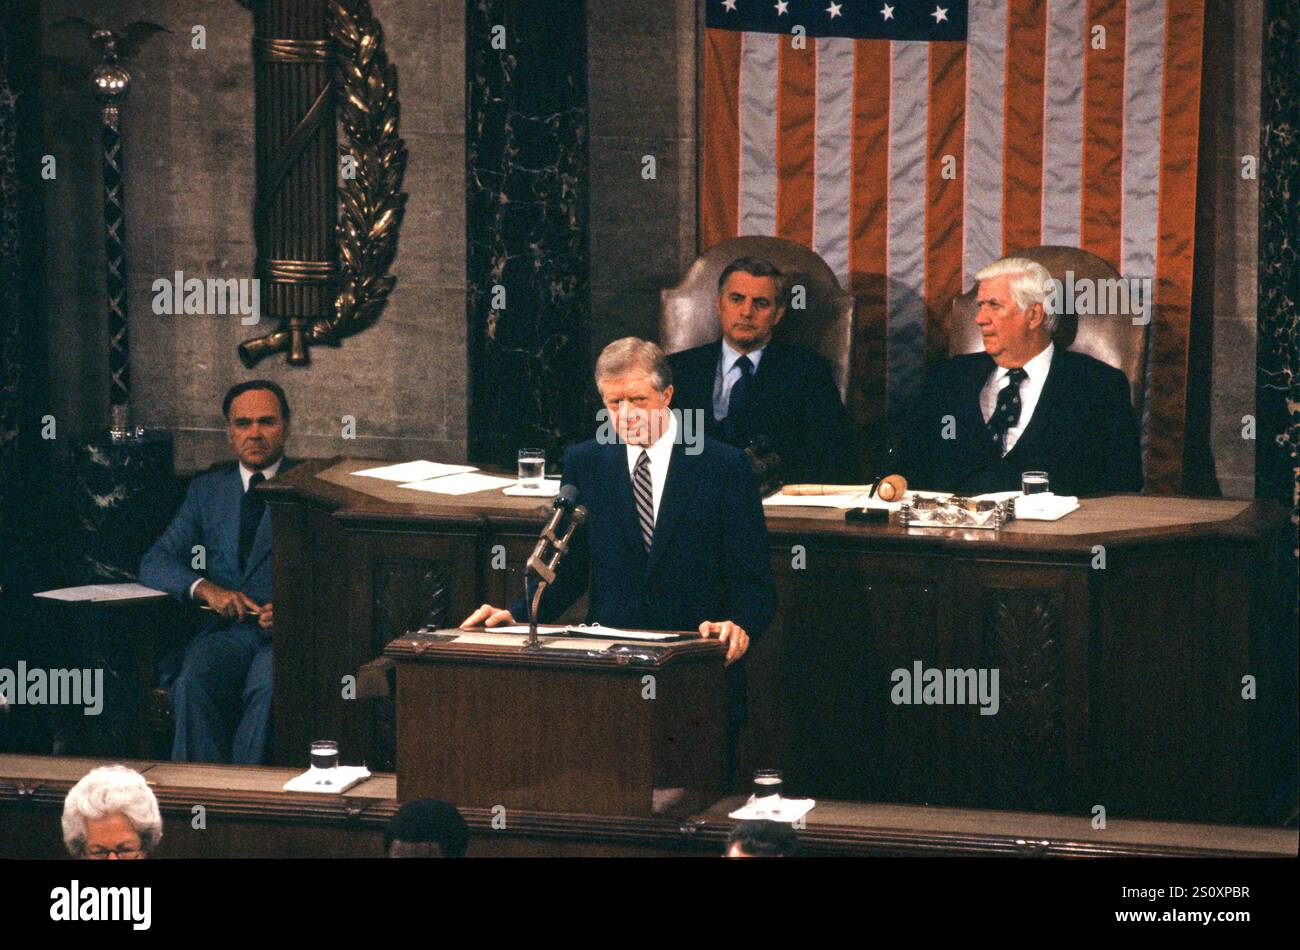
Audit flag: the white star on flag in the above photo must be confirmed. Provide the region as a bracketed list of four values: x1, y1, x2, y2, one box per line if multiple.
[775, 0, 789, 13]
[722, 0, 738, 12]
[931, 5, 949, 22]
[881, 3, 895, 18]
[827, 1, 842, 17]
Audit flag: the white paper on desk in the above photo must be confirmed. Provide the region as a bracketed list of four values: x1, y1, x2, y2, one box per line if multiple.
[451, 632, 529, 646]
[399, 472, 517, 495]
[353, 460, 477, 482]
[561, 625, 680, 641]
[728, 797, 816, 822]
[1015, 494, 1080, 520]
[475, 624, 567, 636]
[283, 765, 371, 795]
[763, 492, 872, 509]
[35, 583, 166, 603]
[479, 624, 681, 642]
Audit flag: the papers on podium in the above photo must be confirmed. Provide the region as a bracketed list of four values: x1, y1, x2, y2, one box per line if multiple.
[483, 624, 682, 641]
[353, 460, 476, 481]
[399, 472, 517, 495]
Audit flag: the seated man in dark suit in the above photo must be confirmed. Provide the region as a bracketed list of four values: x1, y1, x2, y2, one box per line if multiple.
[462, 337, 776, 757]
[140, 380, 296, 764]
[892, 258, 1143, 496]
[667, 257, 858, 488]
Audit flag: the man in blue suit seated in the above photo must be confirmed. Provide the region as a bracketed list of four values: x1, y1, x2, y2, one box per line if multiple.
[667, 257, 859, 488]
[140, 380, 295, 764]
[891, 257, 1143, 496]
[461, 338, 776, 758]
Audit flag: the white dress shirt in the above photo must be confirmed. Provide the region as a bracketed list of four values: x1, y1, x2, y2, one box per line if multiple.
[712, 338, 768, 421]
[188, 457, 283, 599]
[625, 409, 677, 524]
[979, 343, 1054, 456]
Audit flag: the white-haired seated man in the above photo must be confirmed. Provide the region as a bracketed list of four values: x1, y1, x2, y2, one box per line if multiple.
[61, 765, 162, 860]
[892, 256, 1142, 496]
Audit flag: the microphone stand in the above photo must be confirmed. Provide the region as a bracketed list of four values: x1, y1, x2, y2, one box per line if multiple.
[523, 503, 587, 648]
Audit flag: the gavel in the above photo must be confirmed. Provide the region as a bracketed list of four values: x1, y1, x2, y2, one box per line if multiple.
[780, 474, 908, 502]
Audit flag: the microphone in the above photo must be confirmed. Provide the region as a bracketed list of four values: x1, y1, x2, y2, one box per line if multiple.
[523, 484, 587, 646]
[552, 483, 579, 510]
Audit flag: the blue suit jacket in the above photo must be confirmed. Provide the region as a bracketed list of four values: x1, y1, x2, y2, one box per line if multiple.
[509, 437, 776, 721]
[893, 349, 1143, 496]
[140, 460, 296, 632]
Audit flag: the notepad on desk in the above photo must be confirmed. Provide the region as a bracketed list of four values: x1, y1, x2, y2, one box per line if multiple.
[353, 460, 477, 482]
[399, 472, 517, 495]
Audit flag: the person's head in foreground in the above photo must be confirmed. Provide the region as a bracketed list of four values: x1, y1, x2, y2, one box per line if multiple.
[595, 337, 675, 447]
[726, 819, 799, 858]
[62, 765, 162, 859]
[972, 257, 1057, 369]
[385, 798, 470, 858]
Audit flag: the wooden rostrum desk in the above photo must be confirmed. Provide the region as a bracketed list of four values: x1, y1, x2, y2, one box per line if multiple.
[262, 459, 1294, 825]
[2, 756, 1295, 858]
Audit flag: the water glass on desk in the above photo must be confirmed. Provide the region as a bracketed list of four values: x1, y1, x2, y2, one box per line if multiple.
[517, 448, 546, 490]
[1021, 471, 1050, 495]
[310, 740, 339, 784]
[750, 769, 784, 817]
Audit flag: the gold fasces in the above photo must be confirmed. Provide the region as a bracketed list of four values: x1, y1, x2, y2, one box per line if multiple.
[238, 0, 406, 367]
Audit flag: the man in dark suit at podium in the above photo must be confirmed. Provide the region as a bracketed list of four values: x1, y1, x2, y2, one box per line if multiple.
[667, 257, 858, 487]
[892, 258, 1143, 496]
[140, 381, 296, 764]
[462, 337, 776, 743]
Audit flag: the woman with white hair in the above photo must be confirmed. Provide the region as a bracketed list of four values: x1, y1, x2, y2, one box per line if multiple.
[61, 765, 162, 859]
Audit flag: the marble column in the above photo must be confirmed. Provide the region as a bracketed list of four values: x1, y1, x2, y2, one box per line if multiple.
[466, 0, 590, 469]
[1256, 1, 1297, 521]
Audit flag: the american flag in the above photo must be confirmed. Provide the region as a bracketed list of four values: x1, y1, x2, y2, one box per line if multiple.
[701, 0, 1206, 491]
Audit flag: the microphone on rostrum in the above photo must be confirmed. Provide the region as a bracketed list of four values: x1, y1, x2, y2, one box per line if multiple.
[523, 484, 586, 646]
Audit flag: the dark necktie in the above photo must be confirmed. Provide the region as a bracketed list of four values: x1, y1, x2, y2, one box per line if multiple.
[722, 355, 754, 442]
[987, 367, 1029, 455]
[632, 451, 654, 552]
[238, 472, 266, 571]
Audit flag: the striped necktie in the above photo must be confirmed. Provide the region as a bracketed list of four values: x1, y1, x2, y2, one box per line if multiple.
[632, 450, 654, 552]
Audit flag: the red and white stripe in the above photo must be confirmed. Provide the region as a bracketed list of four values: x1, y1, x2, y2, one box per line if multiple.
[700, 0, 1206, 490]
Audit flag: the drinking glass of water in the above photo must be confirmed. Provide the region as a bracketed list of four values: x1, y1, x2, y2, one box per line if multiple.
[1021, 471, 1050, 495]
[311, 740, 339, 785]
[517, 448, 546, 490]
[750, 768, 784, 817]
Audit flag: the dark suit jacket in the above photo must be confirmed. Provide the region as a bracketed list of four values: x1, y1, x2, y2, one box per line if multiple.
[892, 349, 1143, 496]
[668, 338, 859, 485]
[508, 436, 776, 721]
[140, 459, 298, 635]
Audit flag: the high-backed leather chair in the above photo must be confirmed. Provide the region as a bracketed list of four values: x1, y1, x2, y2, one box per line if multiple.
[950, 245, 1147, 412]
[659, 236, 856, 403]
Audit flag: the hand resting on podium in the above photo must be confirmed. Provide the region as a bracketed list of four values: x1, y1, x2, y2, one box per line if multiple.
[460, 604, 750, 666]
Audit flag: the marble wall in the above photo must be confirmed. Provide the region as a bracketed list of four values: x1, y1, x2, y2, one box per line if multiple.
[40, 0, 466, 472]
[465, 0, 590, 468]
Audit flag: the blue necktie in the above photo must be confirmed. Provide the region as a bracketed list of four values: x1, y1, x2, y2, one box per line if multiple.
[238, 472, 266, 571]
[987, 368, 1028, 454]
[723, 355, 754, 442]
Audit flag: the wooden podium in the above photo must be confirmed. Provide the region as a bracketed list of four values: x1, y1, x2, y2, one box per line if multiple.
[385, 628, 728, 817]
